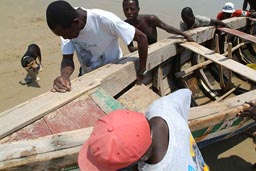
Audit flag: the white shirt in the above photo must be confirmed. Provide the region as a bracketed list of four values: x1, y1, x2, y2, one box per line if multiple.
[61, 8, 135, 73]
[138, 89, 209, 171]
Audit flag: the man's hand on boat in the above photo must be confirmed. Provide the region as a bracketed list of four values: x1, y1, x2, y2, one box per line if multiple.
[237, 102, 256, 121]
[185, 35, 194, 42]
[51, 76, 71, 93]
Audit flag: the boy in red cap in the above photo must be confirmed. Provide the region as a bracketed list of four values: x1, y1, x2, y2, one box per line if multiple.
[78, 89, 209, 171]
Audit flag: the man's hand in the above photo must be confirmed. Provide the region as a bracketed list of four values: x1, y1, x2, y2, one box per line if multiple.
[185, 35, 194, 42]
[51, 76, 71, 93]
[237, 102, 256, 121]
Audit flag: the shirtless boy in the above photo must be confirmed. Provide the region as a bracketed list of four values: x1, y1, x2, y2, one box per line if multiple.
[122, 0, 193, 52]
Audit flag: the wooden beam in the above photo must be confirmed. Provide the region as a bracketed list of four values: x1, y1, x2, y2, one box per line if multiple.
[217, 27, 256, 43]
[180, 42, 256, 82]
[90, 88, 124, 113]
[175, 41, 246, 78]
[189, 89, 256, 121]
[117, 85, 159, 113]
[0, 127, 93, 170]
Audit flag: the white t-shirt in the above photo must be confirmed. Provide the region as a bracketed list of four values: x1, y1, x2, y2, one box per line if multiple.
[61, 8, 135, 74]
[138, 89, 209, 171]
[180, 15, 211, 31]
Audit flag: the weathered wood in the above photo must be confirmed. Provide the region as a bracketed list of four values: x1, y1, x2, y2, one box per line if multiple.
[44, 98, 105, 134]
[90, 88, 124, 113]
[0, 127, 93, 170]
[217, 27, 256, 43]
[0, 78, 101, 140]
[118, 85, 160, 113]
[152, 66, 165, 96]
[146, 26, 217, 71]
[0, 119, 51, 144]
[189, 89, 256, 121]
[175, 41, 246, 78]
[0, 146, 81, 171]
[180, 42, 256, 82]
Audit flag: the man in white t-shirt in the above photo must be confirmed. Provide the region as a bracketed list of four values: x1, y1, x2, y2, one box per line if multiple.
[78, 89, 209, 171]
[46, 1, 148, 93]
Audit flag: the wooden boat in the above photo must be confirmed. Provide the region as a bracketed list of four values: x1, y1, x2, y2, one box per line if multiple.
[0, 17, 256, 170]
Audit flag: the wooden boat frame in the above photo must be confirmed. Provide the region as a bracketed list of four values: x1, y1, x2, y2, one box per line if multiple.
[0, 17, 256, 170]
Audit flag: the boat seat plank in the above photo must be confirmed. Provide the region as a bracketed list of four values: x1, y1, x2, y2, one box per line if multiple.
[117, 85, 160, 113]
[44, 97, 105, 134]
[0, 118, 51, 144]
[90, 88, 125, 114]
[217, 27, 256, 43]
[180, 42, 256, 82]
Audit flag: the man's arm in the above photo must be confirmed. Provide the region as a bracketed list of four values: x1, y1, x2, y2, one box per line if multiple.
[127, 41, 138, 53]
[210, 19, 228, 27]
[52, 54, 74, 93]
[133, 28, 148, 75]
[153, 15, 194, 42]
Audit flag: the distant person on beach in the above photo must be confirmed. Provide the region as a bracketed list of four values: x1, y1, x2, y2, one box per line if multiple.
[180, 7, 228, 31]
[243, 0, 256, 11]
[217, 2, 256, 20]
[122, 0, 194, 53]
[46, 0, 148, 93]
[78, 89, 209, 171]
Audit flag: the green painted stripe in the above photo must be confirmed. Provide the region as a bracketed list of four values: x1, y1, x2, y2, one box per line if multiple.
[90, 88, 125, 114]
[64, 165, 79, 171]
[209, 122, 223, 133]
[192, 127, 208, 138]
[231, 117, 245, 126]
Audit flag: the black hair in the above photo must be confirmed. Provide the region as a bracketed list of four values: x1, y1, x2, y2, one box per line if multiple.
[46, 0, 78, 29]
[181, 7, 194, 18]
[122, 0, 139, 8]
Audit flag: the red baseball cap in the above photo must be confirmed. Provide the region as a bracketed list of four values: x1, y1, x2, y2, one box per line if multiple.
[78, 109, 152, 171]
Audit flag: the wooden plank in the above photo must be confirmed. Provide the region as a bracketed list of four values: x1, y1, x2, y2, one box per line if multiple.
[175, 41, 246, 78]
[0, 78, 101, 140]
[152, 66, 165, 96]
[180, 42, 256, 82]
[0, 127, 92, 162]
[117, 85, 160, 113]
[217, 27, 256, 43]
[0, 146, 81, 171]
[0, 127, 93, 170]
[44, 98, 105, 134]
[90, 88, 124, 113]
[0, 118, 51, 144]
[189, 89, 256, 121]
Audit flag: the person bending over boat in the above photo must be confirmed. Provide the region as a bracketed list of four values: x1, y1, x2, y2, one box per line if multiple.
[217, 2, 256, 20]
[243, 0, 256, 12]
[179, 7, 228, 64]
[122, 0, 194, 53]
[180, 7, 228, 31]
[78, 89, 209, 171]
[46, 0, 148, 93]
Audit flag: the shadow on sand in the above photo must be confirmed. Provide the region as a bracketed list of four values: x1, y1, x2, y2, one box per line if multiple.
[201, 127, 256, 171]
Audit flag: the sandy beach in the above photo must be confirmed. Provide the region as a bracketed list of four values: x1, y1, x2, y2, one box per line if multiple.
[0, 0, 255, 170]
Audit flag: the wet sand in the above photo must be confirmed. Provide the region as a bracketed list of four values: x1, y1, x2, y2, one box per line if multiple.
[0, 0, 255, 170]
